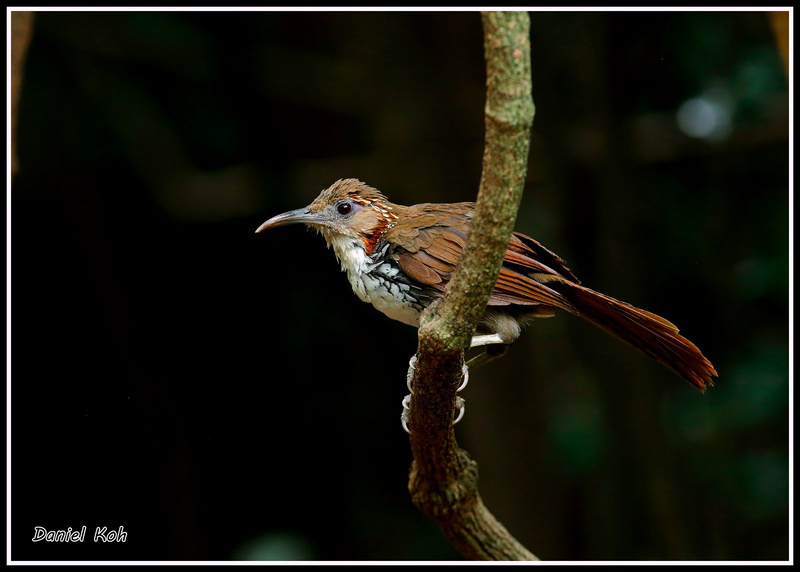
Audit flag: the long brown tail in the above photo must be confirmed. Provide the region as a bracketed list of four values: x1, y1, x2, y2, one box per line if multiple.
[565, 284, 717, 391]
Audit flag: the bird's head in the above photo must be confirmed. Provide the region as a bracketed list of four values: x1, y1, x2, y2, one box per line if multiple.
[256, 179, 401, 253]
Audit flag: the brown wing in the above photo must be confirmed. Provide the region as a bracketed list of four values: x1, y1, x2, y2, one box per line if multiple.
[386, 204, 717, 390]
[393, 225, 463, 287]
[506, 232, 580, 283]
[388, 202, 470, 287]
[387, 204, 576, 313]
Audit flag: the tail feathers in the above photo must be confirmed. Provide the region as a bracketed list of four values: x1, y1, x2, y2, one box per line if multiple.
[566, 284, 717, 391]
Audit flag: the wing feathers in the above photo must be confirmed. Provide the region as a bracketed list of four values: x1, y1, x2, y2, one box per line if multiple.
[396, 253, 442, 286]
[383, 209, 716, 390]
[491, 268, 576, 311]
[388, 217, 578, 311]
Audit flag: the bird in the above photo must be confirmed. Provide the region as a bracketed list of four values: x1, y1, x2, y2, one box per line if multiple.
[256, 178, 717, 391]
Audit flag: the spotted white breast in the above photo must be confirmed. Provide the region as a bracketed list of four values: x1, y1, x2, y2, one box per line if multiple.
[327, 234, 424, 327]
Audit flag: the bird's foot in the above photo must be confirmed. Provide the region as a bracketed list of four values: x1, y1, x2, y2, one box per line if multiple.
[406, 354, 468, 392]
[406, 354, 417, 392]
[402, 354, 468, 433]
[401, 393, 412, 434]
[465, 343, 509, 371]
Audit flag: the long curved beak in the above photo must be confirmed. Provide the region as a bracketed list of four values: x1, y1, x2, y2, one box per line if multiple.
[255, 207, 320, 233]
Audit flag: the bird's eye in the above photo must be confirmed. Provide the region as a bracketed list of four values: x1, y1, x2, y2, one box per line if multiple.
[336, 201, 353, 216]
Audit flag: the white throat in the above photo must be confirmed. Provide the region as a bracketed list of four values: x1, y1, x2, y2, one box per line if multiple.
[324, 233, 421, 327]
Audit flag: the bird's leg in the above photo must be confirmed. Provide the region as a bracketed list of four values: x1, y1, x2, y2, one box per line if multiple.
[465, 334, 511, 370]
[470, 333, 507, 347]
[402, 313, 525, 432]
[465, 311, 526, 370]
[401, 354, 468, 434]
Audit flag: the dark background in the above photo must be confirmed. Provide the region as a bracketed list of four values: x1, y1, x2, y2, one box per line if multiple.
[11, 10, 789, 561]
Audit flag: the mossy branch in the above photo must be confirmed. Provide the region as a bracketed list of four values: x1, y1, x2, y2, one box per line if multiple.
[406, 11, 537, 561]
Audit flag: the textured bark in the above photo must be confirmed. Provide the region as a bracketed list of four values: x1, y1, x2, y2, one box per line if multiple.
[407, 11, 537, 561]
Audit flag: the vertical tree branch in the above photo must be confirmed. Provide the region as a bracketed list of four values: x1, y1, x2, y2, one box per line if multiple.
[11, 11, 36, 178]
[407, 11, 537, 561]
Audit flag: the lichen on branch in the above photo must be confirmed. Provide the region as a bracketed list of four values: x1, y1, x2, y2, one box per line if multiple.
[407, 11, 538, 562]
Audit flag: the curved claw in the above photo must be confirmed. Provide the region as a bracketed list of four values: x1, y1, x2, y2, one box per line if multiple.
[406, 355, 417, 392]
[453, 396, 466, 425]
[402, 357, 469, 433]
[403, 397, 466, 432]
[457, 364, 469, 392]
[401, 393, 412, 433]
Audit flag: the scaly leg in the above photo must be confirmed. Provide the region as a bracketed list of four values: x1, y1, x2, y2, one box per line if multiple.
[466, 334, 511, 370]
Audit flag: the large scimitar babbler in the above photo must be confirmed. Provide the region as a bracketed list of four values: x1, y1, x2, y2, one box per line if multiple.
[257, 178, 717, 391]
